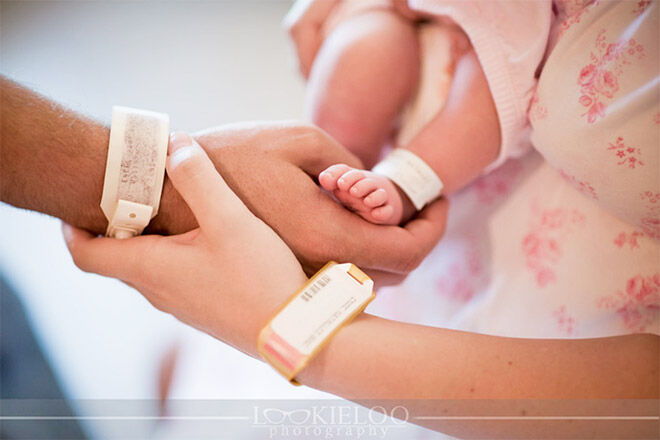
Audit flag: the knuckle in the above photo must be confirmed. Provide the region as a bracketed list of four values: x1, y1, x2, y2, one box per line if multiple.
[174, 157, 207, 183]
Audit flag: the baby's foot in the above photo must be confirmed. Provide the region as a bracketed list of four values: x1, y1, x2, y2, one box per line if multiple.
[319, 164, 405, 225]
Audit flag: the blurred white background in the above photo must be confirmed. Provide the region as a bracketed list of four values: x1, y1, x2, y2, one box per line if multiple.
[0, 1, 438, 438]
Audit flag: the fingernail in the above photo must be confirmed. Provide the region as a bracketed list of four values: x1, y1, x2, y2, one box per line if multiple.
[169, 132, 194, 153]
[168, 146, 195, 171]
[61, 222, 74, 242]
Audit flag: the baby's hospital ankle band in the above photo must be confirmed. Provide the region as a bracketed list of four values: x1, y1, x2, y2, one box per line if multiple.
[372, 149, 444, 210]
[100, 106, 170, 239]
[258, 262, 375, 385]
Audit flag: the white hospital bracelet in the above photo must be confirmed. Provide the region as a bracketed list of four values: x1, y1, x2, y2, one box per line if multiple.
[100, 106, 170, 239]
[258, 262, 375, 385]
[372, 149, 444, 210]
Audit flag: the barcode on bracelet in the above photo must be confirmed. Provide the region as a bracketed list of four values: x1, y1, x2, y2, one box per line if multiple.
[300, 274, 331, 302]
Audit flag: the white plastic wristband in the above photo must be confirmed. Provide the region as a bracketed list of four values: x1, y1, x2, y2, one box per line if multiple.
[100, 106, 170, 239]
[372, 149, 444, 210]
[258, 262, 375, 385]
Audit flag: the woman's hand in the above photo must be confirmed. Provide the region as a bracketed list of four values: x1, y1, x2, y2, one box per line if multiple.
[192, 122, 450, 285]
[63, 132, 308, 357]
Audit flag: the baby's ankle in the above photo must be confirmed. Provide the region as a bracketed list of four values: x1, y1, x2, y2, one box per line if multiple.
[394, 187, 417, 225]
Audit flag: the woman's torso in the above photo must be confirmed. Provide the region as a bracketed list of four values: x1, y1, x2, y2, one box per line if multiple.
[371, 0, 660, 337]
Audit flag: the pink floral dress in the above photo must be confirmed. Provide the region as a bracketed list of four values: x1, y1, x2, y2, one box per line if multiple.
[369, 0, 660, 338]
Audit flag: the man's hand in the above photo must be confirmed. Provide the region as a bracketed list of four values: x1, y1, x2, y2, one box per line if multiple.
[0, 77, 446, 285]
[192, 121, 449, 284]
[64, 133, 309, 359]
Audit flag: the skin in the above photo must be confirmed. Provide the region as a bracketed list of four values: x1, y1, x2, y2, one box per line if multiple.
[305, 9, 420, 168]
[302, 7, 499, 226]
[0, 76, 448, 284]
[63, 133, 660, 439]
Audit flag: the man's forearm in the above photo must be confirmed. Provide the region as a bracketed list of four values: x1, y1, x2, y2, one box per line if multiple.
[0, 76, 193, 234]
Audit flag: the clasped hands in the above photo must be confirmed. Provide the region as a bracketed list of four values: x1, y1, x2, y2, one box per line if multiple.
[63, 122, 448, 357]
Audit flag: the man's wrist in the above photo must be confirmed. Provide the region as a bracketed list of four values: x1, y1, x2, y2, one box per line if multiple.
[81, 125, 195, 237]
[145, 175, 195, 235]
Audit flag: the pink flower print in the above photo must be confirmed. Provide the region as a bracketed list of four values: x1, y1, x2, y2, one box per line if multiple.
[593, 70, 618, 98]
[632, 0, 652, 15]
[626, 275, 659, 302]
[435, 242, 485, 303]
[472, 159, 522, 204]
[598, 273, 660, 333]
[613, 231, 644, 250]
[607, 136, 644, 168]
[585, 101, 606, 123]
[553, 306, 577, 336]
[639, 193, 660, 239]
[558, 2, 593, 38]
[578, 64, 598, 86]
[522, 234, 561, 287]
[522, 205, 585, 288]
[640, 214, 660, 239]
[558, 169, 599, 201]
[529, 91, 548, 123]
[579, 95, 592, 106]
[640, 191, 660, 204]
[578, 30, 645, 123]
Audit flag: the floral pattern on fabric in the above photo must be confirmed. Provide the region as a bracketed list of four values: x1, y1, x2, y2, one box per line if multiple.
[640, 192, 660, 239]
[607, 136, 644, 168]
[553, 305, 577, 335]
[529, 91, 548, 123]
[435, 240, 484, 303]
[613, 231, 645, 250]
[578, 30, 645, 123]
[522, 204, 586, 287]
[632, 0, 653, 15]
[598, 273, 660, 333]
[558, 169, 599, 201]
[472, 159, 523, 204]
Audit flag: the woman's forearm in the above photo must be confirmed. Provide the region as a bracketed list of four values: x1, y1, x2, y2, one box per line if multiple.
[296, 314, 658, 436]
[301, 314, 658, 399]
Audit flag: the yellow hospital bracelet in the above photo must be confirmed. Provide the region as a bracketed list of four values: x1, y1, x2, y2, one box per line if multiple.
[258, 262, 375, 385]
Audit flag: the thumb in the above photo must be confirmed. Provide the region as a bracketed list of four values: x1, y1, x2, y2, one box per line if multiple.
[62, 222, 154, 282]
[167, 132, 249, 233]
[402, 197, 450, 262]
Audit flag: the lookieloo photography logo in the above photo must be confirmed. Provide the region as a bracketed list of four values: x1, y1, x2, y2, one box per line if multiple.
[252, 404, 409, 438]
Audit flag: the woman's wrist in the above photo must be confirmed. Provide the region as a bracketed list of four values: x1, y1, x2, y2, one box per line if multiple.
[231, 268, 309, 360]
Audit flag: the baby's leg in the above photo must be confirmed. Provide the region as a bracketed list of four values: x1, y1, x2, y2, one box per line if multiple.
[306, 9, 419, 168]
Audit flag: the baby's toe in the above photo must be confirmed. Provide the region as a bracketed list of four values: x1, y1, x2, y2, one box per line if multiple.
[319, 164, 352, 191]
[333, 189, 364, 213]
[337, 169, 366, 191]
[371, 204, 394, 222]
[349, 178, 379, 198]
[364, 188, 388, 208]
